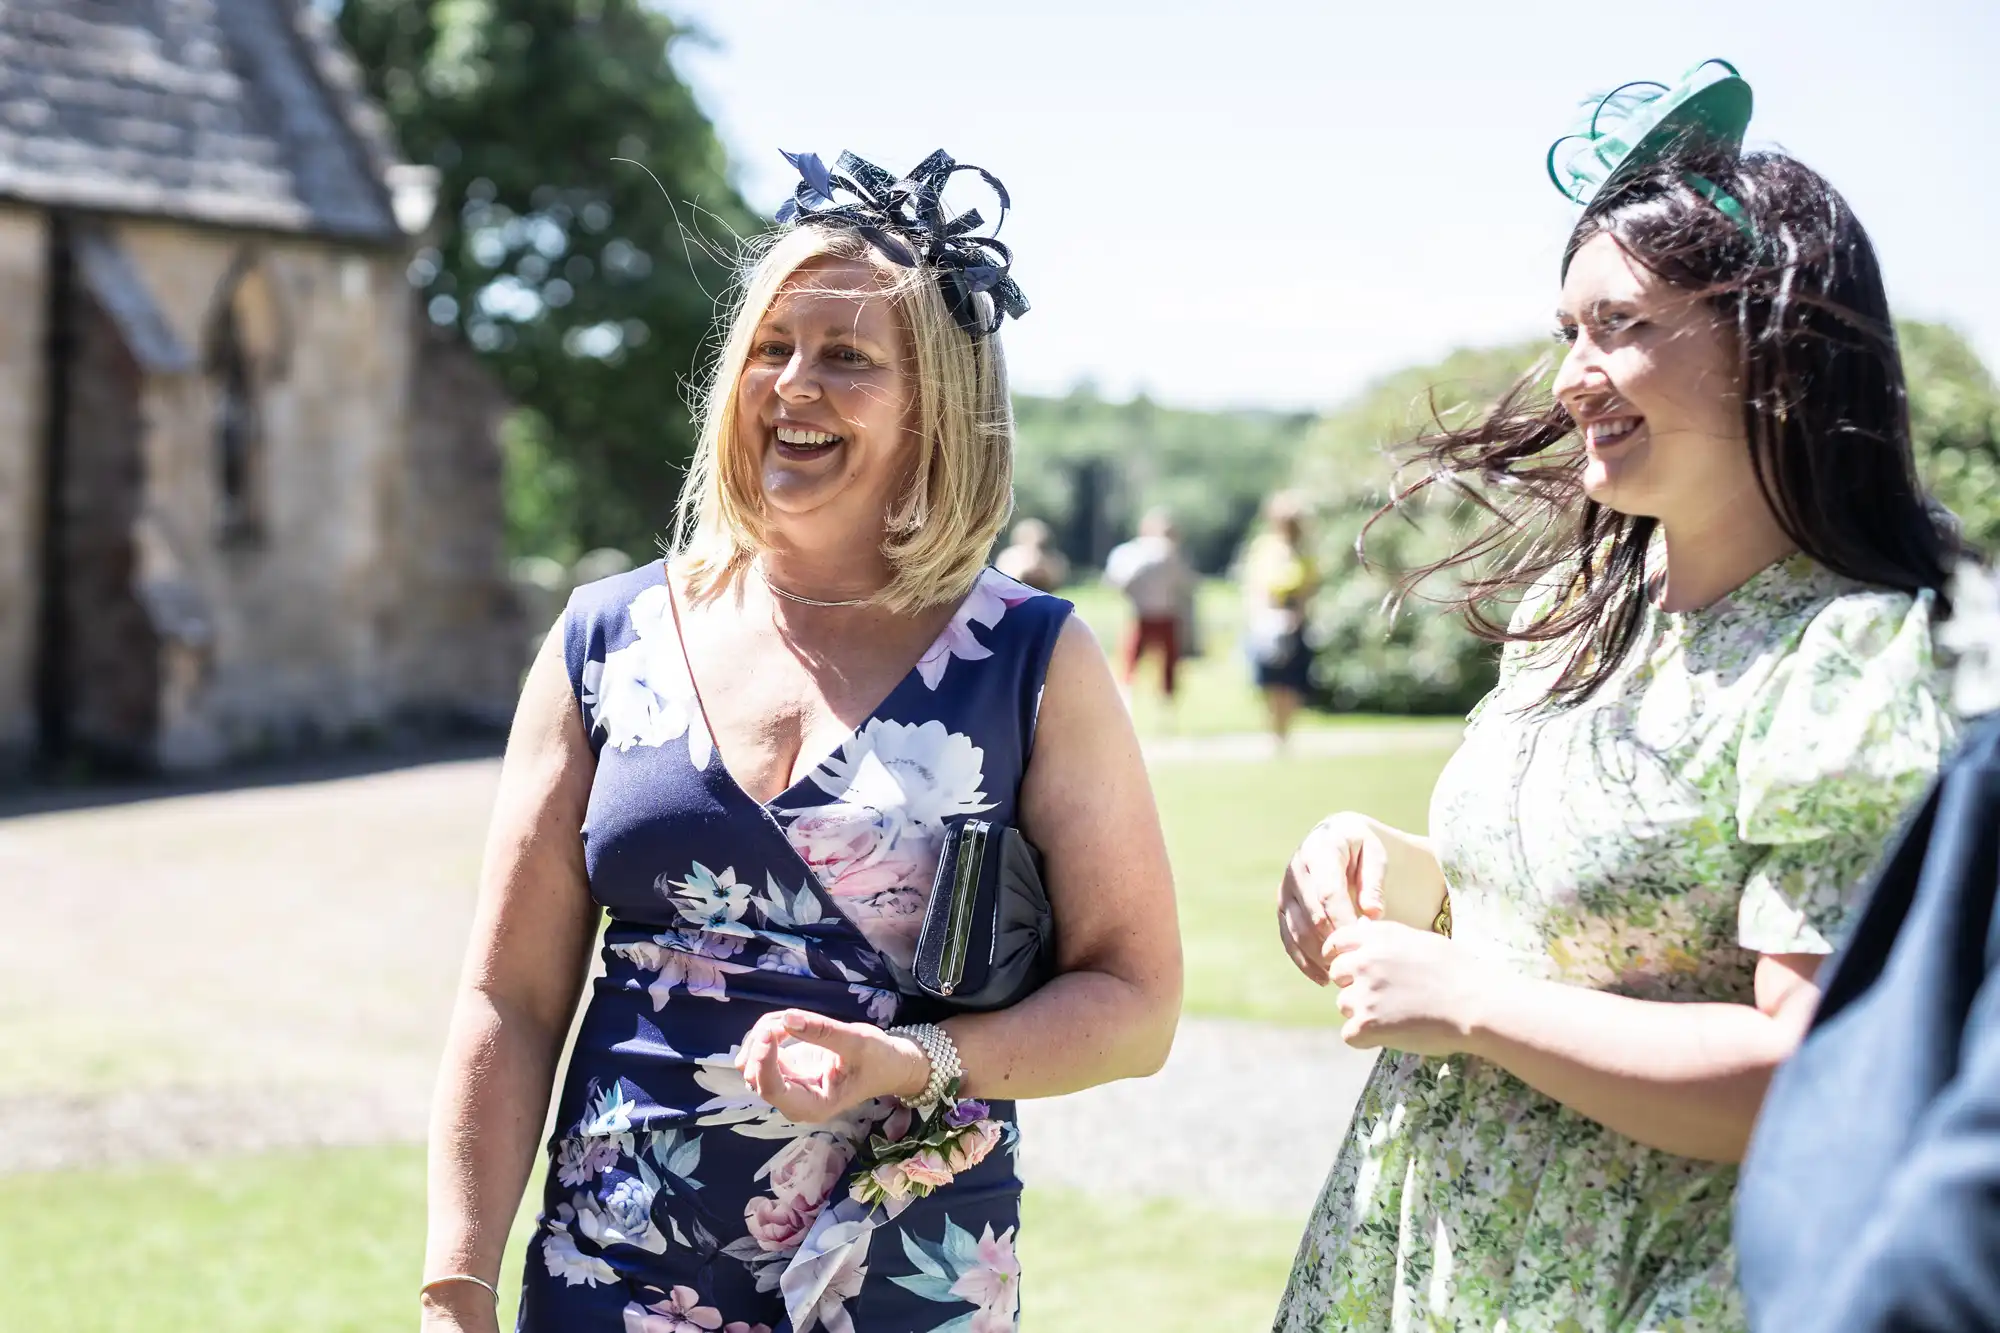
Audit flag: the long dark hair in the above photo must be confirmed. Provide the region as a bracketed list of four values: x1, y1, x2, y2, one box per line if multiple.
[1380, 149, 1958, 707]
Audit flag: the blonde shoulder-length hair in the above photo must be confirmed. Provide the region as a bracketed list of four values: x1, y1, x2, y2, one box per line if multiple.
[671, 224, 1016, 615]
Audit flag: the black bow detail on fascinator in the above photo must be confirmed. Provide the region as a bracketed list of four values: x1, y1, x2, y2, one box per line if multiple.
[774, 148, 1030, 338]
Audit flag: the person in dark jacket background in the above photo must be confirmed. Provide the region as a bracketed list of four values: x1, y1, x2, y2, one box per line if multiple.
[1737, 565, 2000, 1332]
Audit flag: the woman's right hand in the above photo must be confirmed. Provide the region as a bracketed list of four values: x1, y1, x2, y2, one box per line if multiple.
[1278, 813, 1445, 985]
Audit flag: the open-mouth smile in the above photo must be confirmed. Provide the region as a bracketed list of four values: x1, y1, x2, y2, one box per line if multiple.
[1583, 415, 1645, 451]
[772, 424, 845, 460]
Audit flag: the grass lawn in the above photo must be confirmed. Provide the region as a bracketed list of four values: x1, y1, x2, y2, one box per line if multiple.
[1153, 746, 1455, 1027]
[0, 1146, 1302, 1332]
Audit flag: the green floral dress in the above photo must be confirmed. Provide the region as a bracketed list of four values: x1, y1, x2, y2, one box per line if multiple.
[1276, 554, 1957, 1332]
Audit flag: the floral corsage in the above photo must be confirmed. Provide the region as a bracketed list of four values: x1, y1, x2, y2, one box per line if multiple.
[849, 1083, 1008, 1208]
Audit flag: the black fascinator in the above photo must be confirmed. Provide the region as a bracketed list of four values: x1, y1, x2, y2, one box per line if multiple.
[774, 148, 1029, 339]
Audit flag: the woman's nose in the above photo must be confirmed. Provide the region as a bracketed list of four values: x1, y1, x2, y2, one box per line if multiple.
[1551, 339, 1606, 414]
[774, 352, 820, 402]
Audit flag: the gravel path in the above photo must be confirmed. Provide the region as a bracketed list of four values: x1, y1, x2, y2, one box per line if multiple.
[1, 746, 1384, 1213]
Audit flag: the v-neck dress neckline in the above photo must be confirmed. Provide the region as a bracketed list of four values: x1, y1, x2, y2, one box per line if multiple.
[652, 556, 956, 808]
[657, 560, 963, 813]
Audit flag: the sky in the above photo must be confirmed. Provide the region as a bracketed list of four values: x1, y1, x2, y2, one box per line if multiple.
[667, 0, 1999, 412]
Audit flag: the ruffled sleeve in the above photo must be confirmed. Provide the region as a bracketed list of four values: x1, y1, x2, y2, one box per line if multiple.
[1735, 588, 1956, 954]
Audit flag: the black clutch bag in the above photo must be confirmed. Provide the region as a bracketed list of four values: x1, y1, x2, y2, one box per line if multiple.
[906, 818, 1056, 1012]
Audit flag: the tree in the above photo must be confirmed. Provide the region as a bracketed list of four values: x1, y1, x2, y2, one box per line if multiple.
[336, 0, 757, 562]
[1011, 387, 1314, 574]
[1902, 321, 2000, 556]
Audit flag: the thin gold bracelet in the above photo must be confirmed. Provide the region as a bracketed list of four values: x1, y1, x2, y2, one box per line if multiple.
[421, 1273, 500, 1303]
[1432, 895, 1453, 938]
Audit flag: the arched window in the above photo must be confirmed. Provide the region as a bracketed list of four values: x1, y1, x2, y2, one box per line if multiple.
[211, 299, 258, 539]
[203, 253, 286, 543]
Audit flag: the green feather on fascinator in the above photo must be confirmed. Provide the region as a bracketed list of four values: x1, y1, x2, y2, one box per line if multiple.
[1548, 58, 1757, 265]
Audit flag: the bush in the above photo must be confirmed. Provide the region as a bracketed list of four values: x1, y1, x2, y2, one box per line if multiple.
[1294, 341, 1550, 714]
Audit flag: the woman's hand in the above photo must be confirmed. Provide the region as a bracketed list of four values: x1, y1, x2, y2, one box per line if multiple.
[1279, 813, 1378, 983]
[1326, 918, 1496, 1057]
[1279, 812, 1448, 981]
[736, 1010, 931, 1124]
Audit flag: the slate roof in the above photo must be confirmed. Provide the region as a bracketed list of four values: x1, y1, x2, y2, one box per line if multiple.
[0, 0, 416, 244]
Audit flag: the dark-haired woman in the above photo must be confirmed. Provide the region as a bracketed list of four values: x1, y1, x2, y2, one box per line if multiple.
[1274, 64, 1958, 1330]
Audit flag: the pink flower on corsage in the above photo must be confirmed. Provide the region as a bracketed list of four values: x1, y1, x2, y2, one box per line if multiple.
[847, 1091, 1006, 1208]
[900, 1149, 955, 1190]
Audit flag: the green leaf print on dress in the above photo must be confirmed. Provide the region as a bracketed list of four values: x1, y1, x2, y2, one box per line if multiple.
[1275, 555, 1956, 1333]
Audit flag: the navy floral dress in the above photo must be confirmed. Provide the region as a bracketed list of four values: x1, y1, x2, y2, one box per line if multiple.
[520, 564, 1070, 1333]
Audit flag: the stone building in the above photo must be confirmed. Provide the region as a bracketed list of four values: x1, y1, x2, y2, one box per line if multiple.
[0, 0, 520, 775]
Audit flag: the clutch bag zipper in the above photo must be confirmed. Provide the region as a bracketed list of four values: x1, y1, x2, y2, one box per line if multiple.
[937, 819, 989, 995]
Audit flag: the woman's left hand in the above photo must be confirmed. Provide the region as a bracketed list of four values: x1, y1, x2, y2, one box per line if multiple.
[1326, 919, 1496, 1057]
[735, 1009, 931, 1124]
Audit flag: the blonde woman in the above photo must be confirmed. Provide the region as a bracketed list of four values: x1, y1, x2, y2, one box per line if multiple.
[420, 151, 1181, 1333]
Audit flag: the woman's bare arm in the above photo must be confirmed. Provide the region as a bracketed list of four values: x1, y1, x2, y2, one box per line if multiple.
[421, 629, 601, 1329]
[942, 617, 1184, 1098]
[1459, 951, 1823, 1162]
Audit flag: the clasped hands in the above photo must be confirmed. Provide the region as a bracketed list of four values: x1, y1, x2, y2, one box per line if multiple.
[734, 1009, 933, 1124]
[1278, 811, 1490, 1057]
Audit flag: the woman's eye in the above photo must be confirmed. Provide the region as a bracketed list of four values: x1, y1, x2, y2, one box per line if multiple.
[830, 347, 871, 366]
[754, 340, 791, 359]
[1552, 325, 1579, 346]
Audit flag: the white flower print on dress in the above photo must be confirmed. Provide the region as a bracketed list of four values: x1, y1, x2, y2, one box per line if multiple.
[541, 1204, 619, 1287]
[913, 568, 1039, 690]
[558, 1135, 624, 1188]
[574, 1161, 671, 1254]
[611, 930, 755, 1009]
[581, 584, 715, 769]
[784, 719, 995, 966]
[670, 863, 753, 936]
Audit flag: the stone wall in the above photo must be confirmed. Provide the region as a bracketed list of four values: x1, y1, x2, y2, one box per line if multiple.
[0, 206, 45, 773]
[382, 318, 521, 729]
[110, 219, 517, 768]
[0, 211, 516, 774]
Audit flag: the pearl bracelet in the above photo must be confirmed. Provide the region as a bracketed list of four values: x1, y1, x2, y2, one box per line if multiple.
[888, 1021, 962, 1113]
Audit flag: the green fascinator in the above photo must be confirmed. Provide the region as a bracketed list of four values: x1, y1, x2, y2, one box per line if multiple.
[1548, 58, 1757, 258]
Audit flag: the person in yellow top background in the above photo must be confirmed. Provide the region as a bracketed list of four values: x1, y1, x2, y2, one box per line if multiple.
[1239, 491, 1320, 744]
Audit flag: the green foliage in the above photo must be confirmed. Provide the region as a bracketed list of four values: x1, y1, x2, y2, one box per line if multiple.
[1013, 387, 1314, 573]
[1296, 341, 1552, 714]
[336, 0, 756, 559]
[1903, 321, 2000, 555]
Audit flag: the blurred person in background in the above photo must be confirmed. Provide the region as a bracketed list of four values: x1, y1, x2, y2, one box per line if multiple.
[1104, 507, 1197, 713]
[1735, 565, 2000, 1333]
[420, 151, 1180, 1333]
[993, 515, 1070, 592]
[1240, 492, 1319, 745]
[1273, 62, 1959, 1330]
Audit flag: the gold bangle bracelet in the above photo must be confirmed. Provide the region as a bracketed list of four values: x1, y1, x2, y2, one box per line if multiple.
[421, 1273, 500, 1303]
[1432, 895, 1453, 938]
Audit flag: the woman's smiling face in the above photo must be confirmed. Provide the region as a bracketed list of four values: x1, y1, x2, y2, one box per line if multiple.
[1553, 232, 1750, 525]
[735, 255, 918, 539]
